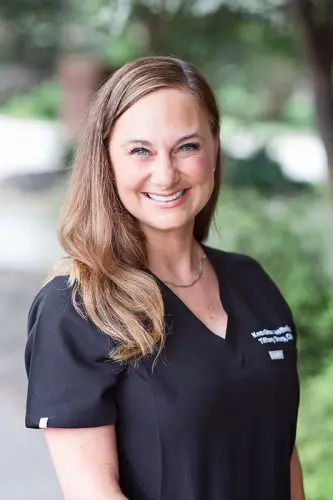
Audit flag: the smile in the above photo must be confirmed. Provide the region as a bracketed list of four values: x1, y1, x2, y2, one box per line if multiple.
[143, 189, 187, 202]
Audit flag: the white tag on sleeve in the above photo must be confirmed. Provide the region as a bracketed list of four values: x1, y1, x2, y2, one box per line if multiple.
[39, 417, 49, 429]
[269, 350, 284, 360]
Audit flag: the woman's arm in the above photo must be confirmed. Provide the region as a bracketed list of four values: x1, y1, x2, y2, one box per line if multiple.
[290, 446, 305, 500]
[44, 425, 128, 500]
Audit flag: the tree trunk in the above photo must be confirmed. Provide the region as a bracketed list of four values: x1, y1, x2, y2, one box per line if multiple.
[146, 0, 167, 55]
[292, 0, 333, 194]
[312, 64, 333, 195]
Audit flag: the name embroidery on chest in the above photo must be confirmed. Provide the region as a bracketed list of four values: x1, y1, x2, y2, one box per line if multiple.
[250, 325, 294, 345]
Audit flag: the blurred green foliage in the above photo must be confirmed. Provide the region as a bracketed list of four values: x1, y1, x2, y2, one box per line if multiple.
[224, 148, 312, 194]
[0, 0, 65, 72]
[298, 362, 333, 500]
[0, 0, 313, 129]
[0, 81, 60, 120]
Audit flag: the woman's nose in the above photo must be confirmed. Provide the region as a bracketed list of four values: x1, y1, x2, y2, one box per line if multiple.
[151, 154, 179, 189]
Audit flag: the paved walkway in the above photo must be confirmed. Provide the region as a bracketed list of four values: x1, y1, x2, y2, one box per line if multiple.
[0, 271, 62, 499]
[0, 184, 63, 498]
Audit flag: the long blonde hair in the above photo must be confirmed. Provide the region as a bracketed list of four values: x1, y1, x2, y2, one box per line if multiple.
[57, 55, 222, 363]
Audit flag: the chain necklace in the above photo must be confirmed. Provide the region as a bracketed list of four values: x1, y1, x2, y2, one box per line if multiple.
[161, 253, 207, 288]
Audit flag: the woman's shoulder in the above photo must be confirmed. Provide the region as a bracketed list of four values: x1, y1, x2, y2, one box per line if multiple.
[28, 274, 74, 325]
[205, 245, 293, 321]
[31, 274, 72, 301]
[204, 245, 263, 275]
[27, 274, 114, 360]
[205, 245, 279, 289]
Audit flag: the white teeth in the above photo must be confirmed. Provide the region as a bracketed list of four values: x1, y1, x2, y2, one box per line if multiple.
[147, 190, 185, 202]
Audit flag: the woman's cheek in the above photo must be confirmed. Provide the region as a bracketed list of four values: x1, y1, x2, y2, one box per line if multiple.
[115, 164, 148, 191]
[189, 156, 214, 183]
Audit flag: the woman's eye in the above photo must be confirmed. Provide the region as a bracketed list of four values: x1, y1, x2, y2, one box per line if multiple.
[179, 142, 200, 153]
[130, 147, 149, 157]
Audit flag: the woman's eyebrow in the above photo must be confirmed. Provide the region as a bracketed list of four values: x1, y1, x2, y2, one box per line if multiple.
[122, 139, 152, 148]
[175, 133, 203, 145]
[122, 133, 203, 148]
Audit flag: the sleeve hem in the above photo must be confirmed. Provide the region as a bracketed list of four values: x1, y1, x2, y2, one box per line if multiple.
[25, 414, 117, 429]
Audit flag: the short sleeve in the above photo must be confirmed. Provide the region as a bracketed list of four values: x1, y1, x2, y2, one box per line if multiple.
[25, 276, 124, 429]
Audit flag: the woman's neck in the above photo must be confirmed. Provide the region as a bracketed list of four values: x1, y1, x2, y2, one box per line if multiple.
[144, 226, 204, 283]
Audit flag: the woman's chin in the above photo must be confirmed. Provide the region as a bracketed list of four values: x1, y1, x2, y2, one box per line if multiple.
[141, 214, 195, 233]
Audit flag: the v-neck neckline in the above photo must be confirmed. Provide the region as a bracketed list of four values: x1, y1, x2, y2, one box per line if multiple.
[152, 245, 236, 346]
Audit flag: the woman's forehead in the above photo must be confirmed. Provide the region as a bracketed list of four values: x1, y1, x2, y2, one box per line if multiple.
[110, 88, 210, 144]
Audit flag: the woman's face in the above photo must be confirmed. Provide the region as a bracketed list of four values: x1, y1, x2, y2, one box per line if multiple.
[108, 88, 218, 234]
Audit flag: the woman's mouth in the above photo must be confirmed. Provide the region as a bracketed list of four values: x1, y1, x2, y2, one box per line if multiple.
[143, 190, 185, 202]
[142, 188, 190, 207]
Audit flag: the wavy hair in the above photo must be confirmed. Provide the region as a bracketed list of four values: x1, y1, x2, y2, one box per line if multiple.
[56, 55, 222, 363]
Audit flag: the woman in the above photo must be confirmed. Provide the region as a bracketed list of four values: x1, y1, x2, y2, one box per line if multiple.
[25, 56, 305, 500]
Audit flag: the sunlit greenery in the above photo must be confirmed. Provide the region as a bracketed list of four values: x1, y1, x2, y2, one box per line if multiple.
[0, 81, 60, 120]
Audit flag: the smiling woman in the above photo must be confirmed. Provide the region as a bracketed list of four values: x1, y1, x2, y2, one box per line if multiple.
[24, 56, 304, 500]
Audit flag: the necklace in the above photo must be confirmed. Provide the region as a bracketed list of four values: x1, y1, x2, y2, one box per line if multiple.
[161, 253, 207, 288]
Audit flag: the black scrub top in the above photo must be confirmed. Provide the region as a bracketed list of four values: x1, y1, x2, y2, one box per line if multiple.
[25, 247, 300, 500]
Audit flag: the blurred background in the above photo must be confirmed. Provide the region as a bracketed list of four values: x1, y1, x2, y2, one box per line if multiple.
[0, 0, 332, 498]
